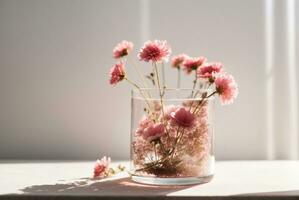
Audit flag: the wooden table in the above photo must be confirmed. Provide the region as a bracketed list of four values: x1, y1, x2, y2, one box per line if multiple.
[1, 160, 299, 199]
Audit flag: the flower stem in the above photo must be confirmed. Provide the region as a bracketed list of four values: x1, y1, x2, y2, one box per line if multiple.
[135, 161, 160, 172]
[127, 55, 149, 88]
[190, 71, 198, 98]
[161, 62, 166, 88]
[127, 55, 151, 98]
[177, 68, 181, 88]
[154, 143, 158, 161]
[135, 127, 185, 173]
[169, 126, 183, 156]
[157, 139, 167, 156]
[125, 77, 153, 114]
[153, 62, 165, 117]
[192, 90, 217, 114]
[153, 62, 170, 138]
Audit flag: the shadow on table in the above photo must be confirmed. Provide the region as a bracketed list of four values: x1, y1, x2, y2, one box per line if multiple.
[20, 177, 194, 196]
[236, 190, 299, 196]
[15, 178, 299, 199]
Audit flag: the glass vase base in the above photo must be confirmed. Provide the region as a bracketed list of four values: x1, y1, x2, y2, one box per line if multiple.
[131, 174, 213, 186]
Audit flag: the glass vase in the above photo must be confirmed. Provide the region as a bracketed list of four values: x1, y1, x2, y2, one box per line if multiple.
[130, 88, 214, 185]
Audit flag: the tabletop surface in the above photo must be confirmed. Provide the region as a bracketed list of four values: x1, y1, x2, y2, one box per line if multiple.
[1, 160, 299, 199]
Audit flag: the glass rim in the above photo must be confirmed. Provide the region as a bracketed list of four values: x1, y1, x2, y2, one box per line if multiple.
[131, 88, 212, 92]
[131, 88, 215, 101]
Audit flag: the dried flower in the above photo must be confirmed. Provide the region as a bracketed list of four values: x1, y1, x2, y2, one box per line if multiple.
[138, 40, 171, 62]
[197, 62, 223, 79]
[171, 54, 188, 69]
[170, 107, 195, 128]
[183, 56, 206, 74]
[215, 73, 238, 105]
[164, 104, 177, 120]
[143, 123, 165, 142]
[107, 39, 238, 178]
[93, 156, 111, 178]
[135, 116, 154, 136]
[132, 103, 212, 177]
[109, 61, 126, 85]
[113, 40, 133, 59]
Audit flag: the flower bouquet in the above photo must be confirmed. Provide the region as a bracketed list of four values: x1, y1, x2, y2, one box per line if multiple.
[108, 40, 238, 185]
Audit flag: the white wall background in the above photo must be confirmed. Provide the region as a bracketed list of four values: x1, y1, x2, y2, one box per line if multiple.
[0, 0, 298, 160]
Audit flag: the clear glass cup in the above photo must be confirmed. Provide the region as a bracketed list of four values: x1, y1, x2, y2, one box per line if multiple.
[130, 88, 214, 185]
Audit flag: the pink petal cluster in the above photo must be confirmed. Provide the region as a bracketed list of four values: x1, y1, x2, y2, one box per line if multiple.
[143, 123, 165, 142]
[132, 102, 212, 177]
[138, 40, 171, 62]
[197, 62, 223, 79]
[113, 40, 133, 59]
[136, 116, 153, 136]
[109, 61, 126, 86]
[164, 105, 177, 120]
[215, 73, 238, 105]
[183, 56, 207, 74]
[170, 107, 195, 128]
[93, 156, 111, 178]
[171, 54, 188, 69]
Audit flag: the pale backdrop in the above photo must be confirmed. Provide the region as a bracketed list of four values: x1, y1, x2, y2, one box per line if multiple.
[0, 0, 298, 160]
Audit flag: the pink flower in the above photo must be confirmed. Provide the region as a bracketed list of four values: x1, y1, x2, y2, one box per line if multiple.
[143, 123, 165, 142]
[138, 40, 171, 62]
[170, 107, 195, 128]
[197, 62, 223, 79]
[113, 40, 133, 59]
[93, 156, 111, 178]
[171, 54, 188, 69]
[215, 73, 238, 105]
[183, 56, 207, 74]
[109, 61, 126, 85]
[164, 105, 177, 120]
[135, 116, 153, 136]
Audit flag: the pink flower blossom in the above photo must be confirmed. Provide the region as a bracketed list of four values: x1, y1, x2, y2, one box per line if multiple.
[183, 56, 207, 74]
[138, 40, 171, 62]
[197, 62, 223, 79]
[164, 105, 177, 120]
[215, 73, 238, 105]
[109, 61, 126, 85]
[113, 40, 133, 59]
[135, 116, 153, 136]
[143, 123, 165, 142]
[93, 156, 111, 178]
[171, 54, 188, 69]
[170, 107, 195, 128]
